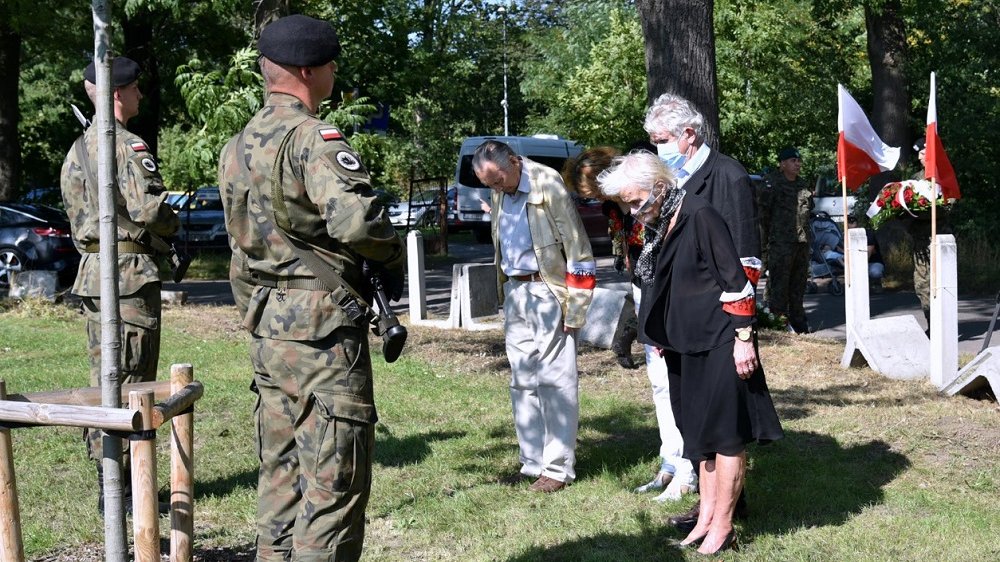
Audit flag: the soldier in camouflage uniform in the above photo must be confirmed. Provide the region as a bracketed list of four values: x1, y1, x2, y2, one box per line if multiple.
[218, 15, 404, 562]
[759, 147, 813, 334]
[59, 57, 179, 511]
[907, 137, 952, 334]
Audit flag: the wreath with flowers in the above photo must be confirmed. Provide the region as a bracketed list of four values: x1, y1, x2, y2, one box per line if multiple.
[866, 179, 948, 230]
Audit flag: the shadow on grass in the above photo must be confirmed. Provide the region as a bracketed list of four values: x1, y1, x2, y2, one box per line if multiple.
[195, 468, 256, 499]
[506, 513, 686, 561]
[744, 430, 909, 535]
[769, 382, 929, 421]
[374, 427, 467, 467]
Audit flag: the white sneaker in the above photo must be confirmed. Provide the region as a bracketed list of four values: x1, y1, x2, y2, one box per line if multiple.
[653, 479, 697, 502]
[633, 471, 672, 493]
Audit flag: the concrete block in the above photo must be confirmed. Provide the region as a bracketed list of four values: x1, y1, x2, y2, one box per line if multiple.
[930, 234, 958, 388]
[406, 231, 427, 321]
[9, 270, 58, 301]
[844, 228, 870, 328]
[842, 316, 929, 380]
[578, 287, 630, 349]
[942, 346, 1000, 403]
[458, 264, 501, 331]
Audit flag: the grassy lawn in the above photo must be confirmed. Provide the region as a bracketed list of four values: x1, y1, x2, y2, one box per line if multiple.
[1, 299, 998, 561]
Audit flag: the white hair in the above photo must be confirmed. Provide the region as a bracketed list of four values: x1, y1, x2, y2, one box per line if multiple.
[597, 151, 675, 198]
[644, 92, 704, 140]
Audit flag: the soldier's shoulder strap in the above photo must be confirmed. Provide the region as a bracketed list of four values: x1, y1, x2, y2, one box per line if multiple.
[241, 121, 372, 322]
[72, 134, 172, 255]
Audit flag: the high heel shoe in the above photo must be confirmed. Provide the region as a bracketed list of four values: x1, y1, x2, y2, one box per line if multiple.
[679, 535, 704, 549]
[699, 530, 738, 556]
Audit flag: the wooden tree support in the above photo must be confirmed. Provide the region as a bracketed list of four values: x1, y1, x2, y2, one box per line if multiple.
[0, 364, 200, 562]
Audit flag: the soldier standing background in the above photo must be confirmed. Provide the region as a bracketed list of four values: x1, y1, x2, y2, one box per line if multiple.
[59, 57, 179, 513]
[759, 146, 813, 334]
[907, 137, 952, 334]
[218, 15, 404, 562]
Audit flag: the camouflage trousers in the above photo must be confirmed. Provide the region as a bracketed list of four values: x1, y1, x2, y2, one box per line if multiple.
[250, 327, 376, 562]
[766, 242, 810, 332]
[82, 282, 161, 462]
[913, 242, 931, 314]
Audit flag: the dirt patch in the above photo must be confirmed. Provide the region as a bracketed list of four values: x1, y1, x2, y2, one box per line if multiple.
[163, 305, 246, 342]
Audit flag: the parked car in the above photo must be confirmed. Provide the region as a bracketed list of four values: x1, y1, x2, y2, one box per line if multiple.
[165, 190, 191, 211]
[175, 186, 227, 247]
[388, 189, 445, 228]
[0, 203, 79, 290]
[18, 187, 63, 208]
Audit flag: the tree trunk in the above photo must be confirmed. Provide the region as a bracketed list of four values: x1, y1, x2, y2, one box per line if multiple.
[0, 25, 20, 201]
[254, 0, 290, 37]
[123, 12, 160, 155]
[636, 0, 721, 149]
[865, 0, 911, 165]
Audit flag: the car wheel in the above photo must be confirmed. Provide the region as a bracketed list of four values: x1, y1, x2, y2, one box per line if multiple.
[0, 247, 28, 290]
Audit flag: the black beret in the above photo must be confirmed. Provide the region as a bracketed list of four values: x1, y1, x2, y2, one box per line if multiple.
[913, 137, 926, 152]
[84, 57, 141, 87]
[259, 15, 341, 67]
[778, 146, 801, 161]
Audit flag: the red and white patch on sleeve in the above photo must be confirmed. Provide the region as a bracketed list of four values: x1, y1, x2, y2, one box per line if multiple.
[319, 128, 343, 141]
[722, 296, 755, 316]
[129, 141, 148, 152]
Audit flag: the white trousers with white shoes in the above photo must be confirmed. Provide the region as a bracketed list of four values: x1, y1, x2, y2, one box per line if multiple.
[634, 284, 696, 494]
[504, 279, 579, 484]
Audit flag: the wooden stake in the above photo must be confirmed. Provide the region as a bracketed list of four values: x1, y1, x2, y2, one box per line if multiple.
[170, 364, 194, 562]
[0, 402, 139, 432]
[129, 391, 160, 562]
[0, 381, 25, 562]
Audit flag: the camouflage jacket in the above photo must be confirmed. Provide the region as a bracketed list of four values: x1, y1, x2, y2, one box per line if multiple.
[60, 120, 179, 297]
[218, 93, 404, 341]
[758, 171, 814, 247]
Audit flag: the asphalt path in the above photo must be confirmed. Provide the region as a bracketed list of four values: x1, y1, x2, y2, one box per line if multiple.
[166, 241, 1000, 357]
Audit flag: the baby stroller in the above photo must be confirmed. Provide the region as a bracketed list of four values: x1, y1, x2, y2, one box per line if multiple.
[807, 211, 844, 295]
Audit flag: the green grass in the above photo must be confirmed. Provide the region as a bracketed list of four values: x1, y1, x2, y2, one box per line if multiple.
[1, 301, 998, 561]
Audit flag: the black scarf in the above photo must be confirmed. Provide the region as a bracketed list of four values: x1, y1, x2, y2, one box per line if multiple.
[635, 188, 685, 285]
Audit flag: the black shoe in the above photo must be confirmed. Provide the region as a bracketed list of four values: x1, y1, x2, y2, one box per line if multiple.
[671, 490, 748, 533]
[701, 530, 739, 555]
[616, 353, 638, 369]
[668, 500, 700, 533]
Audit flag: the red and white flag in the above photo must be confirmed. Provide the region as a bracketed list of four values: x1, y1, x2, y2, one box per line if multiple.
[837, 84, 899, 190]
[925, 72, 961, 200]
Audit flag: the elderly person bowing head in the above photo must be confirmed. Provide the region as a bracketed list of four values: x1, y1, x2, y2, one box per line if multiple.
[598, 152, 784, 555]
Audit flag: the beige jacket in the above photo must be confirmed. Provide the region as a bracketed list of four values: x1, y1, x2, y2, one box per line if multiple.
[492, 158, 596, 328]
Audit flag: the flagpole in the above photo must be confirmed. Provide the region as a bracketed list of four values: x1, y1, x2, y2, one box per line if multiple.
[930, 177, 938, 301]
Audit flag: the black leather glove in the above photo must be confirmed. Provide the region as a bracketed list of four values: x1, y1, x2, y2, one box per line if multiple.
[384, 269, 404, 302]
[614, 255, 626, 275]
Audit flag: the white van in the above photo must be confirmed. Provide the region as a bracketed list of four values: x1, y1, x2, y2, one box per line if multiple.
[450, 135, 583, 242]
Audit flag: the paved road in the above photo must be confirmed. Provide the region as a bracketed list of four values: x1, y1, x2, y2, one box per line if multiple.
[167, 241, 1000, 356]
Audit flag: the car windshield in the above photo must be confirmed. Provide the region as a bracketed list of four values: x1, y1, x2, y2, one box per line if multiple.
[186, 188, 223, 211]
[0, 203, 69, 225]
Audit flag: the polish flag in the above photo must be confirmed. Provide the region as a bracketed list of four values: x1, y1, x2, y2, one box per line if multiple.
[837, 84, 899, 190]
[925, 72, 961, 200]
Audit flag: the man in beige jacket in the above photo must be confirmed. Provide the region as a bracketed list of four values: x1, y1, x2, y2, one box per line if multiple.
[473, 140, 595, 492]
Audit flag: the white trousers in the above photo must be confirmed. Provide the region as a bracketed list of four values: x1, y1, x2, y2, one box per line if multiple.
[504, 279, 579, 483]
[634, 284, 695, 485]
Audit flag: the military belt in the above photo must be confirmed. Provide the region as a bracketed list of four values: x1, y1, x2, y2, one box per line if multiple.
[249, 272, 330, 291]
[83, 241, 153, 254]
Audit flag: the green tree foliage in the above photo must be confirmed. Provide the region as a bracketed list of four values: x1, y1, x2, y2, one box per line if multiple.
[715, 0, 868, 176]
[520, 1, 645, 147]
[904, 0, 1000, 237]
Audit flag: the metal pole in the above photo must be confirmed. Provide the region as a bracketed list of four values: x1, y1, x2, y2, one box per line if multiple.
[91, 1, 128, 560]
[499, 5, 509, 136]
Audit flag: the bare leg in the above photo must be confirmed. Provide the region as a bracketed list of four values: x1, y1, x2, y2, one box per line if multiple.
[697, 451, 746, 554]
[681, 460, 714, 545]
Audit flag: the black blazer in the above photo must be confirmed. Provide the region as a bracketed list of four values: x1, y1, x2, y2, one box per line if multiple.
[682, 149, 761, 260]
[638, 195, 753, 355]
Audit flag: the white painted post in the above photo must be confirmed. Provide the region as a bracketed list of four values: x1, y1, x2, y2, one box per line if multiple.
[841, 228, 871, 368]
[406, 230, 426, 321]
[930, 234, 958, 388]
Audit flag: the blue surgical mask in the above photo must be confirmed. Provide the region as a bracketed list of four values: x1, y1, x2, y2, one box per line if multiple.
[657, 140, 686, 170]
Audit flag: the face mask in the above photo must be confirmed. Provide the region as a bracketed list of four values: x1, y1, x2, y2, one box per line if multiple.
[630, 188, 662, 218]
[656, 140, 686, 170]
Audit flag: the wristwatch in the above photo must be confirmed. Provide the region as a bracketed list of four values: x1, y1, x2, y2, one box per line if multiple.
[735, 327, 754, 342]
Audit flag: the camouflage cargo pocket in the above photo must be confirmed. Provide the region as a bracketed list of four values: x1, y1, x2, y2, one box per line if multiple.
[308, 391, 376, 494]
